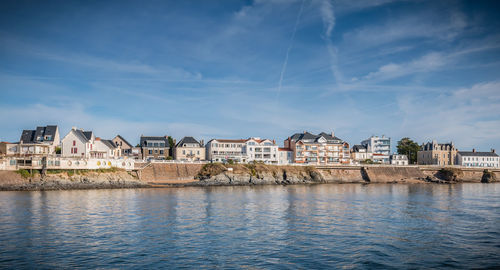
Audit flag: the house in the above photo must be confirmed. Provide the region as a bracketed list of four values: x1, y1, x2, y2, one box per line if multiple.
[283, 131, 351, 165]
[205, 137, 279, 163]
[350, 145, 373, 164]
[390, 154, 408, 166]
[95, 138, 121, 158]
[112, 135, 133, 156]
[278, 148, 293, 165]
[417, 140, 457, 165]
[140, 136, 170, 160]
[17, 125, 60, 156]
[174, 137, 205, 161]
[361, 135, 391, 164]
[456, 149, 499, 168]
[61, 127, 109, 158]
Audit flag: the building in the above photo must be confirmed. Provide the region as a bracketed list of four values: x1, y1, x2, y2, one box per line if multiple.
[350, 145, 373, 164]
[174, 137, 205, 161]
[417, 140, 457, 165]
[112, 135, 134, 156]
[95, 138, 121, 158]
[140, 136, 170, 160]
[17, 125, 60, 156]
[456, 149, 499, 168]
[361, 135, 390, 164]
[0, 142, 19, 156]
[61, 127, 110, 158]
[284, 131, 351, 165]
[206, 137, 279, 163]
[278, 148, 293, 165]
[390, 154, 409, 166]
[245, 138, 279, 164]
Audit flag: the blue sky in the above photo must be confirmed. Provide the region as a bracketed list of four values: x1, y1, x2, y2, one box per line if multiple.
[1, 0, 499, 151]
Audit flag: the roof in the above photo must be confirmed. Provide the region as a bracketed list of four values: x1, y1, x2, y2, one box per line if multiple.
[140, 136, 170, 147]
[114, 135, 133, 148]
[352, 145, 367, 152]
[289, 131, 344, 144]
[72, 129, 92, 143]
[278, 147, 292, 151]
[20, 125, 58, 143]
[102, 140, 117, 149]
[458, 151, 498, 157]
[211, 139, 247, 143]
[176, 136, 202, 147]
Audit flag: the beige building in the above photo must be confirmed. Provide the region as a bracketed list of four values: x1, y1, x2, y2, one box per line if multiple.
[284, 131, 351, 165]
[174, 137, 205, 161]
[417, 140, 457, 165]
[112, 135, 134, 156]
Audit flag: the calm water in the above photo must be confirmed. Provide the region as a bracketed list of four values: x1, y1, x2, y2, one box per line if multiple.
[1, 184, 499, 269]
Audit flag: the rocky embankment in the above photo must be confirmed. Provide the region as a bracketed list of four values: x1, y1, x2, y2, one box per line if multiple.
[192, 164, 499, 186]
[0, 169, 148, 191]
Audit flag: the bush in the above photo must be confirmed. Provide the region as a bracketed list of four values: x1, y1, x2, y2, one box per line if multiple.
[16, 169, 31, 179]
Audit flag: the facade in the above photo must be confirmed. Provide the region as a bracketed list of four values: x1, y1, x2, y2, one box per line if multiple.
[95, 138, 121, 158]
[390, 154, 409, 165]
[278, 148, 293, 165]
[174, 137, 205, 161]
[61, 127, 109, 158]
[417, 140, 457, 165]
[456, 150, 499, 168]
[361, 135, 390, 164]
[350, 145, 373, 164]
[206, 137, 279, 163]
[112, 135, 133, 156]
[284, 131, 351, 165]
[0, 142, 19, 156]
[17, 125, 60, 156]
[140, 136, 170, 160]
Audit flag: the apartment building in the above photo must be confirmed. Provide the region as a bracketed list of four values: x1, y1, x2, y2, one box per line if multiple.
[206, 137, 278, 163]
[17, 125, 60, 156]
[361, 135, 391, 164]
[284, 131, 351, 165]
[456, 149, 499, 168]
[417, 140, 457, 165]
[278, 148, 293, 165]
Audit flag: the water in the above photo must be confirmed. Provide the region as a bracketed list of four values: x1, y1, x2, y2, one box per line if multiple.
[1, 184, 499, 269]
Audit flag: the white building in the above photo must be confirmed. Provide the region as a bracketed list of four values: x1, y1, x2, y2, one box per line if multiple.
[278, 148, 293, 165]
[361, 135, 391, 164]
[390, 154, 409, 166]
[16, 125, 60, 156]
[350, 145, 373, 164]
[206, 137, 279, 164]
[456, 150, 499, 168]
[62, 127, 117, 159]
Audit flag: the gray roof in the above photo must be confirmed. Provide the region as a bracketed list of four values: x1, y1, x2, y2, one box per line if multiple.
[20, 125, 58, 143]
[102, 139, 117, 149]
[73, 129, 92, 143]
[352, 145, 367, 152]
[289, 131, 344, 144]
[458, 151, 498, 157]
[176, 136, 201, 147]
[140, 136, 170, 148]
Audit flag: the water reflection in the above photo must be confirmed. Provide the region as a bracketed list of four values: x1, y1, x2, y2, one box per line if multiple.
[0, 184, 499, 268]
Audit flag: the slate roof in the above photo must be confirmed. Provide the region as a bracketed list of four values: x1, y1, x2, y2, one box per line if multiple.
[352, 145, 367, 152]
[102, 140, 117, 149]
[140, 136, 170, 148]
[72, 129, 92, 143]
[289, 131, 344, 144]
[20, 125, 58, 143]
[458, 151, 498, 157]
[176, 136, 202, 147]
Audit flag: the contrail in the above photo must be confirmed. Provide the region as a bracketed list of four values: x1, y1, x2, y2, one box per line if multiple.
[276, 0, 306, 99]
[320, 0, 343, 89]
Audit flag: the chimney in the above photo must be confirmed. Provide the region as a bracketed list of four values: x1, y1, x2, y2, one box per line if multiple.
[200, 139, 204, 146]
[96, 137, 101, 141]
[492, 149, 495, 153]
[472, 148, 476, 153]
[272, 139, 276, 144]
[303, 130, 307, 134]
[331, 131, 335, 137]
[72, 126, 77, 131]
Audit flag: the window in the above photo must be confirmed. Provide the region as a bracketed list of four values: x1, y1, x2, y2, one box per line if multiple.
[155, 150, 158, 154]
[73, 140, 76, 146]
[183, 150, 186, 154]
[149, 150, 152, 155]
[160, 150, 164, 154]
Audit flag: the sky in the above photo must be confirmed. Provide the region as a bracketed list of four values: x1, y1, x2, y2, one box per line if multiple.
[1, 0, 499, 152]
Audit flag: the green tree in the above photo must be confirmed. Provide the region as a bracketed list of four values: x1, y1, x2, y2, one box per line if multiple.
[396, 137, 420, 164]
[55, 146, 61, 154]
[167, 136, 175, 157]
